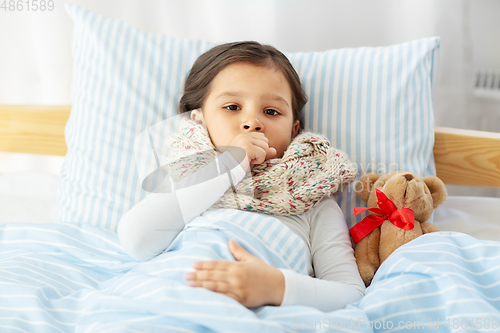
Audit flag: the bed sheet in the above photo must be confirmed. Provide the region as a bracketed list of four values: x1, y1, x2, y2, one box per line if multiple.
[0, 212, 499, 332]
[0, 171, 59, 224]
[1, 171, 500, 332]
[433, 196, 500, 242]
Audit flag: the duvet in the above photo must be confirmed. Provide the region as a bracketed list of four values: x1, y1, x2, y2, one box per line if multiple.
[0, 208, 499, 332]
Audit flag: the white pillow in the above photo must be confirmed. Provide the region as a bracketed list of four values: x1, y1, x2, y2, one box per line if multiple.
[59, 3, 439, 231]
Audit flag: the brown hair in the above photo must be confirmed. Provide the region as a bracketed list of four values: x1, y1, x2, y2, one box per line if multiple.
[178, 41, 307, 133]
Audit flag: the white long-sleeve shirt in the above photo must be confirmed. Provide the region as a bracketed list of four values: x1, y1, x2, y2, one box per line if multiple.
[276, 195, 366, 311]
[118, 151, 365, 312]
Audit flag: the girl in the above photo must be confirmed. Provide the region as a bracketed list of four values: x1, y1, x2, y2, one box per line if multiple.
[118, 41, 365, 311]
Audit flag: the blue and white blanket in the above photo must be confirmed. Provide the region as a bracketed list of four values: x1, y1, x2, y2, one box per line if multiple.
[1, 208, 499, 332]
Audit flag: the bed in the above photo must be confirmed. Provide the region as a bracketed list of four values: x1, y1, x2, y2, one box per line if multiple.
[1, 3, 500, 332]
[2, 104, 500, 333]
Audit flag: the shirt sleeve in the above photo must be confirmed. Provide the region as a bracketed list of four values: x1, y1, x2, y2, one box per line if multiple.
[174, 151, 249, 222]
[277, 195, 366, 312]
[118, 151, 249, 260]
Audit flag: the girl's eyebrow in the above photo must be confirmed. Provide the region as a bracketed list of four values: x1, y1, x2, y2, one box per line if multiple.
[266, 94, 290, 108]
[215, 91, 241, 100]
[215, 91, 290, 108]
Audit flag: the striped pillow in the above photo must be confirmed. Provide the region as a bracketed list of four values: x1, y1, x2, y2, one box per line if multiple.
[59, 4, 215, 231]
[59, 3, 439, 231]
[287, 38, 440, 228]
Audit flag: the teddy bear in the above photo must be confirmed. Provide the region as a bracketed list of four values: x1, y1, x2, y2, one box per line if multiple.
[350, 171, 447, 287]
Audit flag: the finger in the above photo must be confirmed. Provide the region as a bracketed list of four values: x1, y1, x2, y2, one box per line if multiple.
[247, 136, 275, 160]
[246, 137, 268, 152]
[188, 279, 243, 304]
[188, 279, 231, 293]
[192, 260, 231, 271]
[265, 147, 277, 160]
[248, 134, 269, 147]
[247, 146, 267, 166]
[229, 239, 254, 262]
[186, 269, 231, 283]
[218, 290, 242, 303]
[247, 131, 268, 143]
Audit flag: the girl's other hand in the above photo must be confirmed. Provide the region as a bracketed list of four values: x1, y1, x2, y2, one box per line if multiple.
[185, 239, 285, 308]
[227, 132, 277, 171]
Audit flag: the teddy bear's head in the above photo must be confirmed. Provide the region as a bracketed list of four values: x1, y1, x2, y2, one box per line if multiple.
[354, 171, 447, 222]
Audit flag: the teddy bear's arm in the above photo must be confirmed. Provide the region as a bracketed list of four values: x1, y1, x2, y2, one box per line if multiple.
[421, 222, 440, 234]
[354, 227, 381, 287]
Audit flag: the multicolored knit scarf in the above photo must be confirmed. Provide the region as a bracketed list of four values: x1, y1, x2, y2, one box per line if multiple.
[163, 117, 356, 216]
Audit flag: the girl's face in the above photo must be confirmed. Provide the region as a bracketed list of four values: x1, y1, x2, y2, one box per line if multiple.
[199, 62, 300, 160]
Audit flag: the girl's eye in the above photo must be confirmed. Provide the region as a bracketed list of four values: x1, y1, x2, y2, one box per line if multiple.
[224, 105, 240, 111]
[264, 109, 279, 116]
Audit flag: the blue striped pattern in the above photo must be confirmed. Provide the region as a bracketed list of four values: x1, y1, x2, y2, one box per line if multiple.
[58, 4, 215, 231]
[362, 232, 500, 332]
[0, 209, 311, 332]
[286, 37, 440, 228]
[1, 220, 499, 332]
[59, 3, 439, 232]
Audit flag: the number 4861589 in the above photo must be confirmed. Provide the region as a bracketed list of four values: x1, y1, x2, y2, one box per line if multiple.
[1, 0, 55, 11]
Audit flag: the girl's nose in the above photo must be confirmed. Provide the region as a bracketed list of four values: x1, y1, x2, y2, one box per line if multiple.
[241, 117, 264, 132]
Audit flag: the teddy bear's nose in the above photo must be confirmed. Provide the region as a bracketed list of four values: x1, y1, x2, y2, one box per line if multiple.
[403, 174, 413, 181]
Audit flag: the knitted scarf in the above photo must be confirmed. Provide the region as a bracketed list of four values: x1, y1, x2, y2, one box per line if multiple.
[163, 117, 356, 216]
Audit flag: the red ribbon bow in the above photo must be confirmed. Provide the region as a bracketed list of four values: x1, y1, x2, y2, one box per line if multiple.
[349, 188, 415, 244]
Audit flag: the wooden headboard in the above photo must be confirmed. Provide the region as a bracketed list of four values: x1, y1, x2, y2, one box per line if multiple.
[1, 104, 500, 188]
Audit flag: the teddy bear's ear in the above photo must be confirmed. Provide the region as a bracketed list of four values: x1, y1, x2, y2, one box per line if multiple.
[354, 173, 380, 202]
[422, 176, 448, 209]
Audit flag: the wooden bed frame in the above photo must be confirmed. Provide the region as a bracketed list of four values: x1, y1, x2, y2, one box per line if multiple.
[1, 105, 499, 188]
